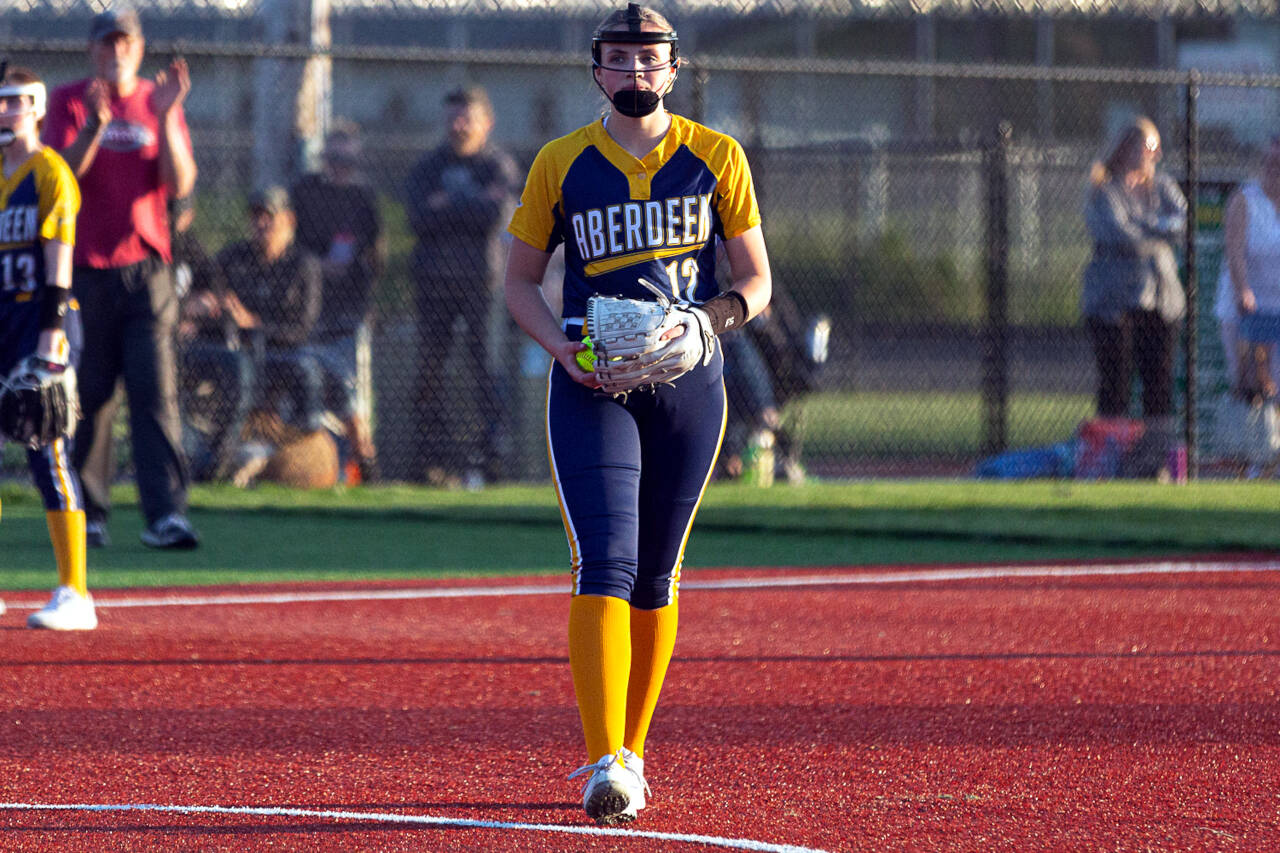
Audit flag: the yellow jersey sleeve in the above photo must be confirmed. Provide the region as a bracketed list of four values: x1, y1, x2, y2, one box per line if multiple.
[37, 150, 79, 247]
[707, 134, 760, 241]
[508, 141, 562, 252]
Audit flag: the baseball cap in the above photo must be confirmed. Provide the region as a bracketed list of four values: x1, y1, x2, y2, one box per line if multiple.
[89, 8, 143, 42]
[249, 185, 291, 215]
[445, 86, 492, 112]
[324, 120, 362, 164]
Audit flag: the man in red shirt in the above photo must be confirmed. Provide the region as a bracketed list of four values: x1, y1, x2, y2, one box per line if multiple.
[43, 8, 200, 549]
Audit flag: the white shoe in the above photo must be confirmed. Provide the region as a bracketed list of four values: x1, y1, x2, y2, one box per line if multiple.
[568, 750, 644, 825]
[27, 586, 97, 631]
[618, 747, 651, 811]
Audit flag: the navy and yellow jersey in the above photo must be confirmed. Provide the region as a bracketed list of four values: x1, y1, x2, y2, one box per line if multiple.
[0, 150, 83, 513]
[508, 113, 761, 318]
[0, 146, 79, 306]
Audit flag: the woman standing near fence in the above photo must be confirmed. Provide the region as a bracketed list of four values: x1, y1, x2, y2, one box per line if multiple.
[1081, 116, 1186, 421]
[1218, 135, 1280, 393]
[1211, 135, 1280, 474]
[503, 2, 771, 826]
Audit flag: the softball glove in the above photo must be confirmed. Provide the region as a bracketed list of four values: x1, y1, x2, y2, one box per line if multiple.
[586, 277, 716, 394]
[0, 356, 80, 449]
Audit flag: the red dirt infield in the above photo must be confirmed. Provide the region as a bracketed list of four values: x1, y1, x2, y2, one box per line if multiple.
[1, 561, 1278, 851]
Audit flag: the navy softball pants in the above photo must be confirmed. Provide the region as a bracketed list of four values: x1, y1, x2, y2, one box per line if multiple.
[547, 336, 726, 610]
[0, 301, 86, 512]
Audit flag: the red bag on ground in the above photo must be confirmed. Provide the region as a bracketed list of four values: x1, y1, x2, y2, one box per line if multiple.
[1074, 417, 1145, 479]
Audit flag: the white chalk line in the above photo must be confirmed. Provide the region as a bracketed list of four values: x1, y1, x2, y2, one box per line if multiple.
[0, 801, 828, 852]
[6, 558, 1280, 611]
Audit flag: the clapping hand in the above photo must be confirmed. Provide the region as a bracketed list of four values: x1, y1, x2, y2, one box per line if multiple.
[84, 79, 112, 129]
[152, 57, 191, 117]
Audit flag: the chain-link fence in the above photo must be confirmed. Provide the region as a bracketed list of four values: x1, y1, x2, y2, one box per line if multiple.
[4, 2, 1280, 486]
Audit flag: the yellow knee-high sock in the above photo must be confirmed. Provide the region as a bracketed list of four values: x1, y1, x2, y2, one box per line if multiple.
[624, 600, 679, 759]
[46, 510, 87, 597]
[568, 594, 631, 762]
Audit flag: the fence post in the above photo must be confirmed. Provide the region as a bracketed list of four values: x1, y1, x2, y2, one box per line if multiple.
[251, 0, 331, 188]
[691, 67, 708, 125]
[297, 0, 332, 176]
[1184, 70, 1200, 479]
[859, 138, 889, 244]
[1034, 15, 1054, 140]
[982, 120, 1012, 458]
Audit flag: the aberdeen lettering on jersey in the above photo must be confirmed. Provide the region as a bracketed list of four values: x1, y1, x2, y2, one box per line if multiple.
[0, 205, 38, 244]
[570, 193, 713, 262]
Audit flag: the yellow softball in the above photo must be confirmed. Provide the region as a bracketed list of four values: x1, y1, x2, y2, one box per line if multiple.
[575, 336, 596, 372]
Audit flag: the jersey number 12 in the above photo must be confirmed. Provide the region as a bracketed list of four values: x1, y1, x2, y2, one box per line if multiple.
[663, 257, 699, 302]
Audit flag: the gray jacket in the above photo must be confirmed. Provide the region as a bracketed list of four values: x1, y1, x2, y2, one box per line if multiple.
[1081, 172, 1187, 324]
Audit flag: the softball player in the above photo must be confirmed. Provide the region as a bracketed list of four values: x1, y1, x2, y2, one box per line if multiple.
[0, 65, 95, 630]
[504, 4, 772, 824]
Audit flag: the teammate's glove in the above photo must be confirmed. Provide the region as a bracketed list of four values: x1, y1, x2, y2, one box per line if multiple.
[0, 356, 80, 450]
[586, 277, 716, 395]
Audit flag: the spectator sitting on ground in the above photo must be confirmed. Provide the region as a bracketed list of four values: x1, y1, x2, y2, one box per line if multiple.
[213, 186, 324, 482]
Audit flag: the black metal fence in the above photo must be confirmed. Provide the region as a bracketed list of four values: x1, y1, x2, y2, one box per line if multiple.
[5, 28, 1280, 486]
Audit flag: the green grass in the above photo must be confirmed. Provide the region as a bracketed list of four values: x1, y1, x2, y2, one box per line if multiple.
[4, 388, 1093, 471]
[798, 391, 1093, 457]
[1, 479, 1277, 591]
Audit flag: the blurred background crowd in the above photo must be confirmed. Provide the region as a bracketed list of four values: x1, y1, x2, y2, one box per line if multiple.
[7, 0, 1280, 488]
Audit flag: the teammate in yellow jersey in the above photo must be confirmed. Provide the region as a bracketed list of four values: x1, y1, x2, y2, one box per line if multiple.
[504, 4, 771, 825]
[0, 64, 95, 630]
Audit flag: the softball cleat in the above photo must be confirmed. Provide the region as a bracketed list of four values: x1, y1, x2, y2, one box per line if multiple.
[618, 747, 651, 811]
[568, 750, 645, 824]
[27, 586, 97, 631]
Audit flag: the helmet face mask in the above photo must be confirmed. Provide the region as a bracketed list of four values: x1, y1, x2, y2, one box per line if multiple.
[0, 69, 45, 146]
[0, 87, 43, 121]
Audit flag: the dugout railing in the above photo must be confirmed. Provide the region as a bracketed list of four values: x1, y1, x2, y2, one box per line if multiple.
[3, 30, 1280, 484]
